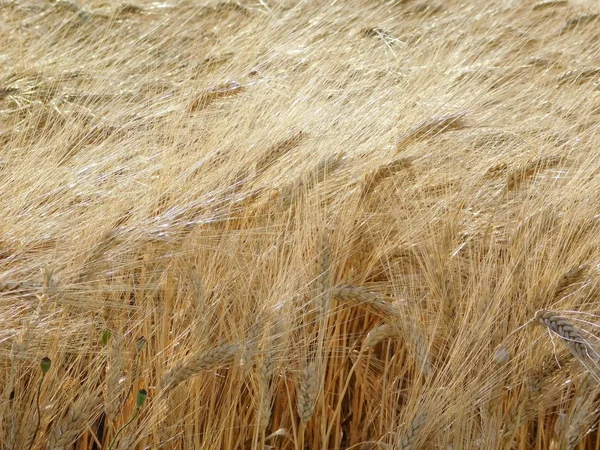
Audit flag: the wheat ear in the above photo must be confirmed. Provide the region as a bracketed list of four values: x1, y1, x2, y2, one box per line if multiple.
[397, 413, 426, 450]
[257, 327, 281, 430]
[2, 270, 54, 424]
[404, 321, 432, 377]
[257, 351, 277, 430]
[240, 319, 264, 373]
[159, 343, 239, 392]
[255, 130, 307, 172]
[332, 288, 430, 374]
[277, 153, 343, 208]
[502, 379, 540, 449]
[188, 80, 245, 112]
[21, 409, 39, 450]
[46, 392, 98, 450]
[252, 318, 285, 450]
[315, 229, 331, 316]
[104, 335, 126, 421]
[360, 158, 413, 198]
[533, 0, 568, 10]
[12, 268, 54, 359]
[563, 375, 599, 450]
[363, 324, 398, 350]
[553, 264, 589, 300]
[534, 310, 600, 367]
[297, 359, 321, 424]
[330, 285, 400, 320]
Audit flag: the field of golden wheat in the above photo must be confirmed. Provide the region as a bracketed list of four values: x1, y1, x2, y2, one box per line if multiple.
[1, 0, 600, 448]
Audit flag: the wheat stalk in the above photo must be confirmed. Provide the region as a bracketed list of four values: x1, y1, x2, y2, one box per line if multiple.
[486, 345, 510, 420]
[325, 322, 400, 443]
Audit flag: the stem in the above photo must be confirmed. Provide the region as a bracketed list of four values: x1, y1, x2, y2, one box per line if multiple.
[27, 376, 44, 450]
[107, 407, 139, 450]
[324, 347, 363, 442]
[297, 422, 305, 450]
[121, 355, 140, 415]
[0, 362, 17, 436]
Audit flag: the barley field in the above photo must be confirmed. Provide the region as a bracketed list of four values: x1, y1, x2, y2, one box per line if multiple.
[1, 0, 600, 449]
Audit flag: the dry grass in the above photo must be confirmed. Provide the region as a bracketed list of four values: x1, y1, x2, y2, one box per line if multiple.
[1, 0, 600, 448]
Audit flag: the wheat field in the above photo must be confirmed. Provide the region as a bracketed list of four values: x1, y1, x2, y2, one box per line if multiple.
[1, 0, 600, 449]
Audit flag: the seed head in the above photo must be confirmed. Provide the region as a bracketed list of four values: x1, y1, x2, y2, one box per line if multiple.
[136, 389, 148, 408]
[40, 357, 52, 374]
[101, 329, 111, 347]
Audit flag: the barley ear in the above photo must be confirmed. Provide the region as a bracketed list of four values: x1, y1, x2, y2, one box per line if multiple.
[397, 413, 426, 450]
[297, 360, 321, 424]
[159, 343, 239, 392]
[46, 392, 98, 450]
[315, 229, 331, 316]
[362, 324, 398, 349]
[104, 335, 126, 421]
[534, 310, 600, 371]
[330, 285, 401, 320]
